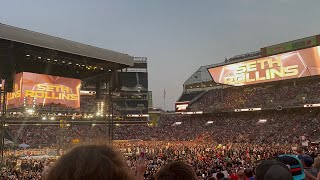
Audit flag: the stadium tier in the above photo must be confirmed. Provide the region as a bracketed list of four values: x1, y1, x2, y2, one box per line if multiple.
[176, 34, 320, 113]
[4, 108, 320, 145]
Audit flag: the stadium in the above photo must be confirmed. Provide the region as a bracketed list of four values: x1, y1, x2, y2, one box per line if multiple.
[1, 23, 320, 179]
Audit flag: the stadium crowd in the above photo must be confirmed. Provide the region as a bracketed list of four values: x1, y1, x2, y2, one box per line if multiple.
[190, 77, 320, 112]
[6, 108, 320, 145]
[1, 108, 320, 179]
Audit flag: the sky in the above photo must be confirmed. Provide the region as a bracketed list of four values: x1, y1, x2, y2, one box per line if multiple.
[1, 0, 320, 110]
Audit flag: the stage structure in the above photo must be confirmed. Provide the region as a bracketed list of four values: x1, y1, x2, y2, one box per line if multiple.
[0, 23, 134, 162]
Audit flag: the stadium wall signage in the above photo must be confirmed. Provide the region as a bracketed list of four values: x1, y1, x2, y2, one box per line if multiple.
[261, 35, 320, 56]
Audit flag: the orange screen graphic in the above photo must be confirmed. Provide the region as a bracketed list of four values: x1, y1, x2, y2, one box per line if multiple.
[7, 72, 81, 109]
[208, 46, 320, 86]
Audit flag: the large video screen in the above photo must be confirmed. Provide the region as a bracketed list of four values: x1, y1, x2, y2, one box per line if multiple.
[208, 46, 320, 86]
[7, 72, 81, 109]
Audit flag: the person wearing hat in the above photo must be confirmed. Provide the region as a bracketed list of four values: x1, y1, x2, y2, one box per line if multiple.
[276, 154, 306, 180]
[255, 160, 293, 180]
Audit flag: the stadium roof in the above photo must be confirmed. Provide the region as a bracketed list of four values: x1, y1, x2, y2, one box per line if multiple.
[0, 23, 133, 66]
[184, 65, 215, 85]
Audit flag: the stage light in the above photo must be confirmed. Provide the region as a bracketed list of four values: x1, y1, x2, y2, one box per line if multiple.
[172, 122, 182, 126]
[47, 58, 50, 61]
[68, 62, 72, 65]
[26, 54, 30, 57]
[50, 117, 55, 120]
[54, 59, 58, 62]
[259, 119, 267, 123]
[38, 57, 41, 59]
[62, 61, 65, 63]
[26, 109, 34, 115]
[42, 117, 47, 120]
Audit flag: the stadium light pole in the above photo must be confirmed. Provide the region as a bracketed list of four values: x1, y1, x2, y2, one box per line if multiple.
[163, 89, 166, 112]
[0, 84, 7, 167]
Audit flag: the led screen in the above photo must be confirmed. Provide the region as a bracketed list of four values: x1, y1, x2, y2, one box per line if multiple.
[7, 72, 81, 109]
[208, 46, 320, 86]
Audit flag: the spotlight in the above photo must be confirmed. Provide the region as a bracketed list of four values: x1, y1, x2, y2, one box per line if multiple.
[26, 109, 34, 115]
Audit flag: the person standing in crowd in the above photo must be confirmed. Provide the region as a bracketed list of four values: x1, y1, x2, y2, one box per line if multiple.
[155, 161, 197, 180]
[244, 169, 254, 180]
[45, 144, 146, 180]
[299, 155, 317, 177]
[255, 160, 293, 180]
[237, 170, 246, 180]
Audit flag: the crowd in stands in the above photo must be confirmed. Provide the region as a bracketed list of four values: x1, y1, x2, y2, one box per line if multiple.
[80, 96, 99, 113]
[5, 108, 320, 146]
[190, 77, 320, 112]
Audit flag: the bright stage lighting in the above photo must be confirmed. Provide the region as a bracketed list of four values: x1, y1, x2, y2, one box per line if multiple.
[26, 109, 34, 115]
